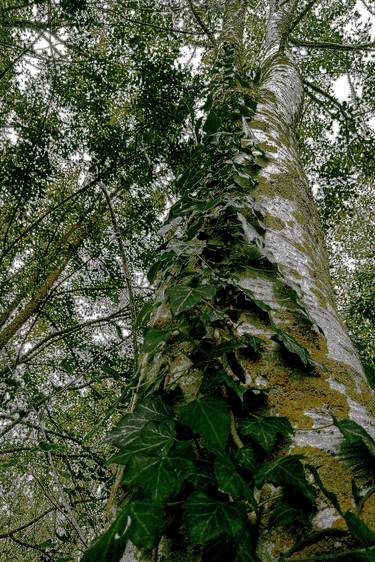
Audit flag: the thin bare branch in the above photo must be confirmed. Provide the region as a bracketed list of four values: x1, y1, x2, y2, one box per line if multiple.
[291, 36, 375, 51]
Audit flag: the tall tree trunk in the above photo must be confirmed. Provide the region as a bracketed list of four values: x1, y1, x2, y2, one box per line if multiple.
[121, 1, 375, 560]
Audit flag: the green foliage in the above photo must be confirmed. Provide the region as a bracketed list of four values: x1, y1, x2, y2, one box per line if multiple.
[334, 417, 375, 477]
[82, 499, 166, 561]
[255, 455, 315, 502]
[239, 416, 293, 454]
[183, 491, 248, 544]
[213, 453, 253, 501]
[166, 284, 217, 315]
[122, 453, 185, 502]
[81, 504, 130, 562]
[272, 329, 320, 370]
[179, 396, 230, 451]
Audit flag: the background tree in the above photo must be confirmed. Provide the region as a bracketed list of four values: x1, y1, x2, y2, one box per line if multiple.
[0, 0, 374, 561]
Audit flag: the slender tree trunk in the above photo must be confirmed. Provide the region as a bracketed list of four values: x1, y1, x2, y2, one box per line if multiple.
[122, 1, 375, 560]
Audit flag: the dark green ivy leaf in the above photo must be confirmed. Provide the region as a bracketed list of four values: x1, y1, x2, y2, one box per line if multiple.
[107, 420, 176, 464]
[107, 396, 173, 449]
[203, 111, 221, 134]
[126, 499, 167, 549]
[179, 396, 230, 451]
[222, 372, 248, 403]
[272, 329, 319, 370]
[233, 446, 258, 473]
[135, 301, 153, 329]
[183, 491, 248, 545]
[38, 441, 65, 452]
[81, 502, 129, 562]
[269, 496, 308, 529]
[122, 453, 185, 502]
[307, 464, 343, 515]
[333, 418, 375, 458]
[142, 327, 171, 354]
[214, 453, 253, 501]
[166, 284, 217, 315]
[234, 534, 260, 562]
[333, 418, 375, 477]
[239, 416, 293, 454]
[147, 252, 174, 283]
[255, 455, 315, 501]
[344, 511, 375, 547]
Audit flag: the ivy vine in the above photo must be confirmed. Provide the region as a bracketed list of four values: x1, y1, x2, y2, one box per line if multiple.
[82, 45, 375, 562]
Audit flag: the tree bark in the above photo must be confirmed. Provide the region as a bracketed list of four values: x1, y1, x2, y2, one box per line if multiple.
[121, 1, 375, 560]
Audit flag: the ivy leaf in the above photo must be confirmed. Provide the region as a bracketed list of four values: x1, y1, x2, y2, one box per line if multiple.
[108, 396, 172, 448]
[108, 420, 176, 464]
[344, 511, 375, 546]
[135, 301, 153, 329]
[333, 418, 375, 458]
[179, 396, 230, 451]
[234, 534, 260, 562]
[307, 464, 343, 515]
[364, 364, 375, 390]
[143, 327, 171, 354]
[212, 339, 245, 357]
[183, 491, 248, 545]
[126, 499, 166, 549]
[242, 333, 263, 355]
[203, 111, 221, 134]
[81, 503, 129, 562]
[333, 418, 375, 477]
[233, 446, 258, 473]
[237, 286, 270, 312]
[166, 285, 217, 315]
[239, 416, 293, 454]
[214, 453, 253, 500]
[269, 496, 308, 529]
[199, 304, 228, 324]
[222, 372, 248, 403]
[272, 329, 318, 369]
[147, 252, 173, 283]
[255, 455, 314, 501]
[123, 453, 185, 502]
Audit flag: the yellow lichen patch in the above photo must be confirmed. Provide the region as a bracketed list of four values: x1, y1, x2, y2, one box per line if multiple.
[287, 536, 354, 560]
[327, 360, 375, 416]
[293, 211, 305, 224]
[263, 214, 286, 230]
[263, 358, 350, 426]
[257, 142, 278, 153]
[360, 490, 375, 531]
[248, 119, 269, 131]
[311, 287, 328, 309]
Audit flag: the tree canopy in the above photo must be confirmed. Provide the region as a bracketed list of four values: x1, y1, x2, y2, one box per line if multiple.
[0, 1, 374, 561]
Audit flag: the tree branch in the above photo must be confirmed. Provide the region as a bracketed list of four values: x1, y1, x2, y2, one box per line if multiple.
[290, 36, 375, 51]
[0, 499, 96, 540]
[185, 0, 216, 44]
[101, 186, 138, 369]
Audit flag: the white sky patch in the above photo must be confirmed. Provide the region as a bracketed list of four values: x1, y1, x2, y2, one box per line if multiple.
[355, 0, 375, 38]
[333, 75, 350, 102]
